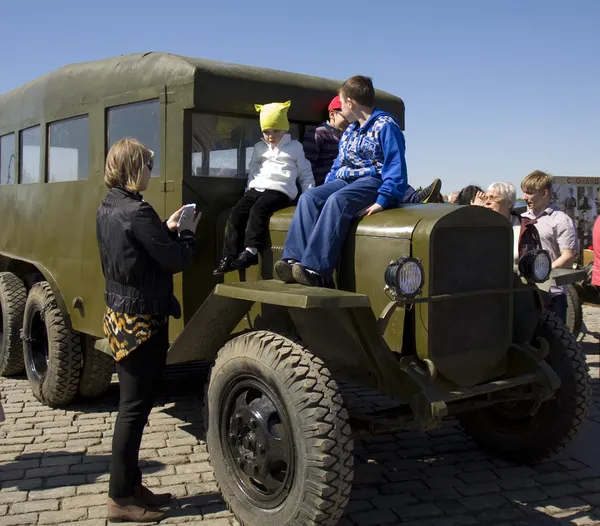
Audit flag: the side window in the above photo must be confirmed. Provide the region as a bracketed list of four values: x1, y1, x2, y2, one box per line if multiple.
[20, 126, 41, 184]
[0, 133, 16, 185]
[190, 113, 299, 179]
[47, 116, 89, 182]
[107, 100, 160, 177]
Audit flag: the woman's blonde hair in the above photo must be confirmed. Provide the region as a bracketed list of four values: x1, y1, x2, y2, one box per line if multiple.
[104, 137, 154, 191]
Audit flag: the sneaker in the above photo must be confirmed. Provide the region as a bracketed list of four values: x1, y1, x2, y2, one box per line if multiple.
[107, 496, 166, 523]
[274, 259, 297, 283]
[231, 250, 259, 270]
[213, 256, 233, 276]
[133, 484, 172, 507]
[416, 178, 442, 203]
[292, 263, 325, 287]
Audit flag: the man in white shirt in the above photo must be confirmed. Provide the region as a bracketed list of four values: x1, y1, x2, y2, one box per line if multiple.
[521, 170, 578, 324]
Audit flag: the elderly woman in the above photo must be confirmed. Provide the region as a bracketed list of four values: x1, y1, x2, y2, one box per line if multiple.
[97, 137, 199, 522]
[480, 181, 541, 262]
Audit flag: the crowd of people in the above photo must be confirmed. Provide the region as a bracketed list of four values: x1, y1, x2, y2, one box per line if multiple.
[94, 74, 592, 522]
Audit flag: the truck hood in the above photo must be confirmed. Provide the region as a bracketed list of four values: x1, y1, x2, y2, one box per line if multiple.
[270, 203, 458, 239]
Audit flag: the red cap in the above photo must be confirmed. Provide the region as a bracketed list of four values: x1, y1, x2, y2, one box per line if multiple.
[328, 95, 342, 112]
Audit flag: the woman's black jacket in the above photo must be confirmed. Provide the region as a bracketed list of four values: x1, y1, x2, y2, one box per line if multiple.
[96, 188, 195, 318]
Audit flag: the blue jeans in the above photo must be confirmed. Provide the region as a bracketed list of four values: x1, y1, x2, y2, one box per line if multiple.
[550, 294, 567, 325]
[282, 178, 418, 278]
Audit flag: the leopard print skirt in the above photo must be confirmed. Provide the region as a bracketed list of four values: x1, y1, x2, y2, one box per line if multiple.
[103, 307, 168, 362]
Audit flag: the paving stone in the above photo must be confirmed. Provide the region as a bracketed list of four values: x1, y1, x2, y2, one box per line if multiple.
[9, 500, 59, 514]
[0, 307, 599, 526]
[38, 509, 88, 524]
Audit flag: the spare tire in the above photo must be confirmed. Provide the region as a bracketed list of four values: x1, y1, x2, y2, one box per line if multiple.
[22, 282, 82, 407]
[78, 337, 115, 399]
[565, 283, 583, 337]
[0, 272, 27, 376]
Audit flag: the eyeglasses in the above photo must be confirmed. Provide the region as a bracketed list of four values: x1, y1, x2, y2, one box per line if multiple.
[146, 159, 154, 172]
[484, 193, 503, 203]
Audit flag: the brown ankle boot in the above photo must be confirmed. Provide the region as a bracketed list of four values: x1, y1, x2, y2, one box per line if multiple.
[107, 496, 166, 523]
[133, 484, 172, 507]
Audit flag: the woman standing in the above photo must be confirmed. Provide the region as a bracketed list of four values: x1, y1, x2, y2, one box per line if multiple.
[97, 138, 199, 522]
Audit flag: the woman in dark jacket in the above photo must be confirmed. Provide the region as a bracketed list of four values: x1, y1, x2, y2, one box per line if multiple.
[97, 137, 199, 523]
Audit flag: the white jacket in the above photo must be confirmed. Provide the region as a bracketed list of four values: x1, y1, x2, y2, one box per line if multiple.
[247, 134, 314, 200]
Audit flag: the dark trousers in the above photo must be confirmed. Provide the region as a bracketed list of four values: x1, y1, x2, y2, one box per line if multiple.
[223, 189, 290, 258]
[108, 328, 168, 499]
[550, 293, 568, 325]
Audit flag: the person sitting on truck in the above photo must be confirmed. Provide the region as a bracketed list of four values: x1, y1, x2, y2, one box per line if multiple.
[521, 170, 578, 324]
[97, 137, 200, 523]
[274, 75, 443, 287]
[302, 95, 349, 186]
[213, 100, 315, 275]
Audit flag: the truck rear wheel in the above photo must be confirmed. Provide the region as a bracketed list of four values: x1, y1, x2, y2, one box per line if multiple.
[566, 283, 583, 337]
[0, 272, 27, 376]
[459, 312, 591, 463]
[204, 331, 353, 526]
[78, 338, 115, 399]
[22, 282, 82, 407]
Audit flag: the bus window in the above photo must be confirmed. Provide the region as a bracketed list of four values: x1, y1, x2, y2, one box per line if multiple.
[107, 100, 160, 177]
[47, 116, 89, 182]
[20, 126, 41, 184]
[0, 133, 15, 185]
[190, 113, 299, 179]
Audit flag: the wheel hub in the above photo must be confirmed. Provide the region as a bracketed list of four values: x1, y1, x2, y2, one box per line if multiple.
[221, 380, 294, 506]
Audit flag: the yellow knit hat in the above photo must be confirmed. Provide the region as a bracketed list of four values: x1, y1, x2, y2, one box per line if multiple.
[254, 100, 291, 131]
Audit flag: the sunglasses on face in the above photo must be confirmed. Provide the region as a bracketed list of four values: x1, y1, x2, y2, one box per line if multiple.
[146, 159, 154, 172]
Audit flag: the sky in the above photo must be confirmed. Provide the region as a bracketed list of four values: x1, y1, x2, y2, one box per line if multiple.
[0, 0, 598, 196]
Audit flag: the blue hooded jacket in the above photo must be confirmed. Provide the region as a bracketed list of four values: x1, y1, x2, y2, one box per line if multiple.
[324, 109, 408, 208]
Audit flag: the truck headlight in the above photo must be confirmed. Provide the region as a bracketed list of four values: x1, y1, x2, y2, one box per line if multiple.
[384, 257, 424, 297]
[518, 249, 551, 283]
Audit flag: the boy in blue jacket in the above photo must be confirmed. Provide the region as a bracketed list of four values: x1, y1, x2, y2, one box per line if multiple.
[275, 75, 441, 287]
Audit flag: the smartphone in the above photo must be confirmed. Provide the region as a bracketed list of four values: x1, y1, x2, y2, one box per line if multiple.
[177, 203, 196, 231]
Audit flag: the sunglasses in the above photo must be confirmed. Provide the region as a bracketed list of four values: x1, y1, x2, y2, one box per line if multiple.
[146, 159, 154, 172]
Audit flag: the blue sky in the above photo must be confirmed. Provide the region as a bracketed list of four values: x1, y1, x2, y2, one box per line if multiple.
[0, 0, 598, 195]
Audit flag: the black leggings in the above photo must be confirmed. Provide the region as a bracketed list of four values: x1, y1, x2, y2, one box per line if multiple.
[223, 189, 290, 258]
[108, 328, 168, 499]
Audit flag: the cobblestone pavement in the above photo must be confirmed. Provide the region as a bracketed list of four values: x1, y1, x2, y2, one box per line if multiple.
[0, 308, 598, 526]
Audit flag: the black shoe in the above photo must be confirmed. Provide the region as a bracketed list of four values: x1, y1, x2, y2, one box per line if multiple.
[292, 263, 326, 287]
[213, 256, 233, 276]
[416, 178, 442, 203]
[274, 259, 297, 283]
[231, 250, 259, 270]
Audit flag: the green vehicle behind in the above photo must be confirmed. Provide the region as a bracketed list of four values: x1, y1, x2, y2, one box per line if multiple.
[0, 53, 592, 526]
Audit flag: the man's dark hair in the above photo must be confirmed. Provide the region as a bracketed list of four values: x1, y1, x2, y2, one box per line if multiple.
[340, 75, 375, 107]
[456, 185, 482, 206]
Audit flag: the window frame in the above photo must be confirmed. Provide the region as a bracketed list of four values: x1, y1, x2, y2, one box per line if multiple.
[46, 114, 90, 183]
[106, 98, 161, 178]
[19, 125, 42, 185]
[187, 111, 308, 181]
[0, 132, 16, 185]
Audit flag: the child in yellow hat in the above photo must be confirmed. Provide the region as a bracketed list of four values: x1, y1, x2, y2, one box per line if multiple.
[214, 101, 315, 275]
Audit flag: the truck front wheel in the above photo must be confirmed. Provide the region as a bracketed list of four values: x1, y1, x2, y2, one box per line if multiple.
[204, 331, 354, 526]
[460, 312, 591, 463]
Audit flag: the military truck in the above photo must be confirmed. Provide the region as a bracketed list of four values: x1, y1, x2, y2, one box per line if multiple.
[0, 53, 591, 526]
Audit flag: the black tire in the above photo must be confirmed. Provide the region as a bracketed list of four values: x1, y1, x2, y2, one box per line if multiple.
[459, 312, 591, 463]
[566, 283, 583, 337]
[22, 282, 82, 407]
[204, 331, 353, 526]
[78, 338, 115, 398]
[0, 272, 27, 376]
